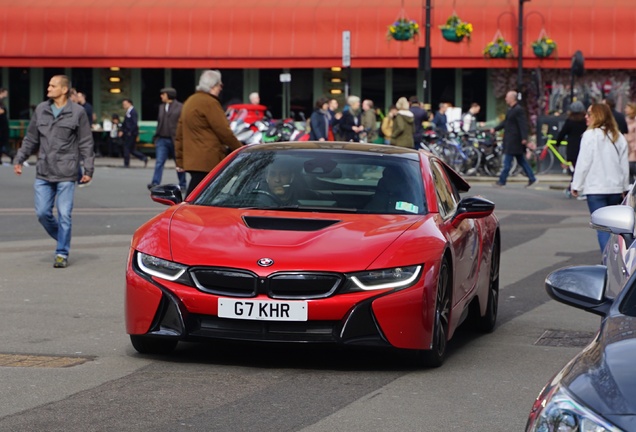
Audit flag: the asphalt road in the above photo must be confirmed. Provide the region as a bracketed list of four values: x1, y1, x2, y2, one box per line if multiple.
[0, 160, 602, 431]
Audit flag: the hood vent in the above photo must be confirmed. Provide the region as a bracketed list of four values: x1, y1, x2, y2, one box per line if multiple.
[243, 216, 340, 231]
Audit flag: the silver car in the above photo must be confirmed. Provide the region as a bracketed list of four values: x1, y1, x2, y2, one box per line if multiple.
[526, 194, 636, 432]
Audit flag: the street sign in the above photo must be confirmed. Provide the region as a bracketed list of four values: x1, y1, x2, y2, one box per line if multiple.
[279, 73, 291, 83]
[342, 31, 351, 67]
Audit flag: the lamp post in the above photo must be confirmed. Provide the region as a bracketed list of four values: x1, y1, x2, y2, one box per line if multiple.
[517, 0, 531, 100]
[423, 0, 432, 105]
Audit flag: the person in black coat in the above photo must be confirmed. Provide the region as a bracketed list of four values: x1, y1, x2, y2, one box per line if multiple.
[603, 95, 628, 134]
[309, 97, 330, 141]
[492, 91, 537, 187]
[119, 98, 148, 168]
[340, 95, 363, 142]
[555, 101, 587, 198]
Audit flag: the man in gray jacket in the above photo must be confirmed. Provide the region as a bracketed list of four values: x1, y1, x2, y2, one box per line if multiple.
[148, 87, 185, 190]
[13, 75, 94, 268]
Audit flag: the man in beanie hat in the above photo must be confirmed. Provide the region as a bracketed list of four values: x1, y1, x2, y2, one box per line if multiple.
[148, 87, 186, 191]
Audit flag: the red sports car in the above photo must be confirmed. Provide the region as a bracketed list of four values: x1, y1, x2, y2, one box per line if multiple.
[126, 142, 500, 367]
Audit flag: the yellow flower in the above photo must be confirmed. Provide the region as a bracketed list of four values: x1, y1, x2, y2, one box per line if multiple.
[546, 39, 553, 44]
[466, 23, 473, 32]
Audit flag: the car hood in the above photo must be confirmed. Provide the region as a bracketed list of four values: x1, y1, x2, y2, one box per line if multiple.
[167, 206, 432, 273]
[562, 315, 636, 430]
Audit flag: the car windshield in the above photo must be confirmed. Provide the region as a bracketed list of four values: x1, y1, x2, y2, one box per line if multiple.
[193, 149, 427, 215]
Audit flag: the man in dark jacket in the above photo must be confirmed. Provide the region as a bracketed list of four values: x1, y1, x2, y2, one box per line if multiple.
[409, 96, 429, 148]
[603, 95, 628, 134]
[119, 98, 148, 168]
[148, 87, 186, 190]
[492, 90, 537, 187]
[13, 75, 94, 268]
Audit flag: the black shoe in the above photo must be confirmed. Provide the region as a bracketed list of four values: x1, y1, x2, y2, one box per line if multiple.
[147, 183, 158, 190]
[525, 179, 539, 188]
[144, 158, 149, 168]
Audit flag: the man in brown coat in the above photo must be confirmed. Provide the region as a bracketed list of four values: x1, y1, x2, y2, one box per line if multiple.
[175, 70, 242, 196]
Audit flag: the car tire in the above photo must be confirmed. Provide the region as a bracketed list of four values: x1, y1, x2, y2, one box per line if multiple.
[476, 238, 499, 333]
[130, 335, 178, 355]
[417, 257, 451, 368]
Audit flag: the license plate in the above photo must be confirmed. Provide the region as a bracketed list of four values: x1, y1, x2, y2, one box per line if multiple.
[218, 299, 308, 321]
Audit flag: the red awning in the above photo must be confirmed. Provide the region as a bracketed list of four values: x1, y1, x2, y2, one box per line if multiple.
[0, 0, 634, 69]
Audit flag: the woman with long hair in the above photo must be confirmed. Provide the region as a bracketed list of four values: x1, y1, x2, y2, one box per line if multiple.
[624, 101, 636, 182]
[571, 103, 629, 253]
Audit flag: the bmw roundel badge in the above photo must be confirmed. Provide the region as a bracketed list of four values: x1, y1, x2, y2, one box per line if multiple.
[257, 258, 274, 267]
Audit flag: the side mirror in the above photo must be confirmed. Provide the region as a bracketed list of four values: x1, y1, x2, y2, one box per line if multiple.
[150, 184, 183, 206]
[591, 205, 634, 247]
[452, 196, 494, 227]
[545, 265, 612, 317]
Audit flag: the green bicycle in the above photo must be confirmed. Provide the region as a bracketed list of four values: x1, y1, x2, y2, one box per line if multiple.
[526, 135, 572, 175]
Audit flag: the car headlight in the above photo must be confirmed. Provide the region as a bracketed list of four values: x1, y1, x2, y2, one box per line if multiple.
[527, 384, 621, 432]
[345, 265, 422, 292]
[136, 252, 189, 283]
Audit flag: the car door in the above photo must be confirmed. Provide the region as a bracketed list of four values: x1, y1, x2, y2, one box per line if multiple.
[429, 160, 480, 304]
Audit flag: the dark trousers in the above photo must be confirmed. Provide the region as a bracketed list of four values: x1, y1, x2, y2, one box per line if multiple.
[186, 171, 208, 196]
[499, 153, 536, 185]
[123, 135, 146, 167]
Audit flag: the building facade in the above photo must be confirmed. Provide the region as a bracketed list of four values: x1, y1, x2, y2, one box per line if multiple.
[1, 0, 634, 126]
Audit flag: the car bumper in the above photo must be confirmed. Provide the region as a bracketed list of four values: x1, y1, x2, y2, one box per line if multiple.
[126, 258, 439, 350]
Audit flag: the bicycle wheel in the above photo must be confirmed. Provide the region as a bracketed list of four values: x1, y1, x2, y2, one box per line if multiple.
[459, 144, 481, 176]
[483, 150, 516, 177]
[534, 146, 554, 175]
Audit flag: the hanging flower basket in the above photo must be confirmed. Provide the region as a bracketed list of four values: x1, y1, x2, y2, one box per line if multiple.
[439, 14, 472, 43]
[387, 18, 420, 42]
[531, 35, 557, 58]
[484, 36, 513, 59]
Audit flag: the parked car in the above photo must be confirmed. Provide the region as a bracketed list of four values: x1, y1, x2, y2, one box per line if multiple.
[526, 201, 636, 431]
[127, 142, 500, 367]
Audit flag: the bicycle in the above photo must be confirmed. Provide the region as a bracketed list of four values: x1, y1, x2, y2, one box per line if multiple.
[527, 134, 572, 175]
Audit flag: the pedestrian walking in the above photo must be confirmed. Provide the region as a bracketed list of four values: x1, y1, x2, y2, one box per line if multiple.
[408, 96, 429, 148]
[339, 95, 364, 142]
[148, 87, 186, 191]
[624, 102, 636, 183]
[492, 91, 538, 187]
[603, 95, 628, 134]
[571, 103, 629, 253]
[308, 97, 330, 141]
[361, 99, 378, 143]
[554, 101, 587, 198]
[12, 75, 95, 268]
[0, 87, 14, 165]
[175, 70, 242, 196]
[381, 105, 398, 145]
[119, 98, 148, 168]
[390, 97, 415, 148]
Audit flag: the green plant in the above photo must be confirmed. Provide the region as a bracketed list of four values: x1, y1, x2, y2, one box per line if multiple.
[484, 37, 513, 58]
[532, 36, 557, 57]
[439, 14, 473, 40]
[387, 18, 420, 41]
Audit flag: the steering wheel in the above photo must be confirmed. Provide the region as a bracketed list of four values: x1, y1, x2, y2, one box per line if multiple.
[249, 189, 284, 206]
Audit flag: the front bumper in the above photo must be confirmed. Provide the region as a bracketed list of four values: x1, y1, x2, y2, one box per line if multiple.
[126, 257, 438, 350]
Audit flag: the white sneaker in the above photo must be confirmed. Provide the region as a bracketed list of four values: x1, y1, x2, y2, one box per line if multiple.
[22, 161, 30, 167]
[576, 195, 587, 201]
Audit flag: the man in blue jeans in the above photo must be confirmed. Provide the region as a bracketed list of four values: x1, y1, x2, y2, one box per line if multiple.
[13, 75, 94, 268]
[491, 90, 537, 188]
[148, 87, 186, 191]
